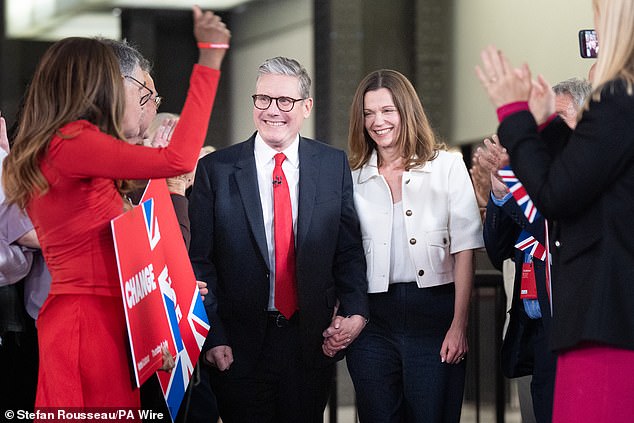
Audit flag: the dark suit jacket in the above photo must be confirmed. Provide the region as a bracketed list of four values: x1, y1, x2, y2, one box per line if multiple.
[498, 79, 634, 352]
[484, 196, 552, 377]
[188, 134, 369, 376]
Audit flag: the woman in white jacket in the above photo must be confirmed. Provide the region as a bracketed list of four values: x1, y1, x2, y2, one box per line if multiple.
[344, 69, 483, 422]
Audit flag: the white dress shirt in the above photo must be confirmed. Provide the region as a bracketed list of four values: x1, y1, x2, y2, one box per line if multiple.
[253, 133, 300, 310]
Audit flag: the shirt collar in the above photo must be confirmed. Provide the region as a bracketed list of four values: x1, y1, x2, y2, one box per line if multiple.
[254, 133, 300, 169]
[355, 150, 431, 184]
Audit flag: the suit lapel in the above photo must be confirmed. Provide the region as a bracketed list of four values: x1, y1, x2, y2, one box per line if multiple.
[297, 137, 318, 250]
[234, 137, 270, 269]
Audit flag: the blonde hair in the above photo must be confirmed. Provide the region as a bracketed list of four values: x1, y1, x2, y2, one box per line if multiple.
[348, 69, 444, 171]
[2, 37, 126, 209]
[590, 0, 634, 99]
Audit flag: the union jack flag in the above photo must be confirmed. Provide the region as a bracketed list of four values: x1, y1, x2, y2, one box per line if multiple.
[515, 230, 547, 261]
[158, 283, 209, 420]
[142, 198, 161, 251]
[139, 180, 210, 421]
[498, 166, 539, 223]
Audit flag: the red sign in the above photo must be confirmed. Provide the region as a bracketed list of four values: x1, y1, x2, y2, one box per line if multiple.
[112, 179, 209, 419]
[111, 190, 177, 387]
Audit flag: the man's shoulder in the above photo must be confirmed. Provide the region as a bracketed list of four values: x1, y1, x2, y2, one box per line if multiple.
[200, 137, 254, 165]
[300, 136, 345, 157]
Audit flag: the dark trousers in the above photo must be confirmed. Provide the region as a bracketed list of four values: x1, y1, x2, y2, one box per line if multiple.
[140, 375, 170, 422]
[529, 318, 556, 423]
[210, 314, 334, 423]
[346, 282, 465, 423]
[140, 360, 219, 423]
[0, 316, 39, 415]
[175, 363, 219, 423]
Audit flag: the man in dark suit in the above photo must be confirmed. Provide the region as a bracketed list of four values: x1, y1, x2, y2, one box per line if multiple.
[475, 78, 591, 423]
[484, 193, 555, 423]
[188, 56, 369, 423]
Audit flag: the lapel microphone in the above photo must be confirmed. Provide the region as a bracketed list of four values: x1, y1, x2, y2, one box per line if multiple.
[272, 176, 282, 187]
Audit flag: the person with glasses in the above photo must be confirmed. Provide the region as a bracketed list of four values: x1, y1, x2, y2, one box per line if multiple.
[105, 40, 220, 423]
[101, 38, 157, 147]
[139, 72, 163, 143]
[188, 56, 369, 423]
[1, 6, 230, 411]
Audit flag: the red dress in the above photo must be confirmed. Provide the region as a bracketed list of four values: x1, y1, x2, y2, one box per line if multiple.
[27, 65, 220, 408]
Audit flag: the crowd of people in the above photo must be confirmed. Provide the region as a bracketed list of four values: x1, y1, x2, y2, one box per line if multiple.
[1, 5, 229, 420]
[1, 0, 633, 422]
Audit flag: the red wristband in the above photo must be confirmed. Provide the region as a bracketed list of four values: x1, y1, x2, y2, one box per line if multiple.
[197, 42, 230, 49]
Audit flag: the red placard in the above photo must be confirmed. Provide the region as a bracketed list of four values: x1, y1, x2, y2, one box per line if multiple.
[111, 192, 177, 387]
[112, 179, 210, 419]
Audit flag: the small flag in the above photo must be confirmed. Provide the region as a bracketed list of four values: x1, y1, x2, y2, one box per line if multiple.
[498, 166, 539, 223]
[515, 230, 547, 261]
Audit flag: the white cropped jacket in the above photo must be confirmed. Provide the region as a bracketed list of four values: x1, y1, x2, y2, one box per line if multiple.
[352, 150, 484, 293]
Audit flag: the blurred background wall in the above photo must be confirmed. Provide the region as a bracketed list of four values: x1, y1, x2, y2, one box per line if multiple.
[1, 0, 594, 149]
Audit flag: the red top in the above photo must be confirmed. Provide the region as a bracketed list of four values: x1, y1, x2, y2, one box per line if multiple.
[27, 65, 220, 297]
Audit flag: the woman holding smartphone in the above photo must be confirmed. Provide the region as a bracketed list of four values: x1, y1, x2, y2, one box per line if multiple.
[476, 0, 634, 421]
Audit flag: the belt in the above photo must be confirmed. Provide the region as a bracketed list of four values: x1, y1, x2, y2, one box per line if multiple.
[267, 311, 295, 328]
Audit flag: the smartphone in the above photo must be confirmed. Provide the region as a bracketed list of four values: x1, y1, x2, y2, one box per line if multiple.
[579, 29, 598, 59]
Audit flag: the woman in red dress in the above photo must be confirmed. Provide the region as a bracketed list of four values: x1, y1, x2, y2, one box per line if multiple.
[2, 6, 229, 410]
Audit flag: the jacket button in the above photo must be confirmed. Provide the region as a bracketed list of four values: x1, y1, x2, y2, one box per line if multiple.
[418, 269, 424, 276]
[555, 240, 561, 247]
[406, 209, 412, 216]
[409, 238, 416, 245]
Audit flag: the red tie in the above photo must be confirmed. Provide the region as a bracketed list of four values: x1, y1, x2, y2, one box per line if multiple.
[273, 153, 298, 318]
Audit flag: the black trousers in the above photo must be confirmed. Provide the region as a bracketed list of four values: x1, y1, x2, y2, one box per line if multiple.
[0, 317, 39, 415]
[529, 318, 557, 423]
[140, 361, 219, 423]
[175, 363, 219, 423]
[210, 314, 334, 423]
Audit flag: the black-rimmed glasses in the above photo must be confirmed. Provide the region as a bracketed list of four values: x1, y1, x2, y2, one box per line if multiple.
[151, 95, 163, 109]
[124, 75, 154, 107]
[251, 94, 305, 112]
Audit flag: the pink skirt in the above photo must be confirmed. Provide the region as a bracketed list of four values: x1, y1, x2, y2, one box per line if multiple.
[35, 294, 140, 409]
[553, 342, 634, 423]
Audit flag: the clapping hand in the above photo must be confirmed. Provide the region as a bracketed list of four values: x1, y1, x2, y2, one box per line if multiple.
[473, 134, 509, 200]
[529, 75, 555, 125]
[475, 46, 532, 108]
[148, 117, 178, 148]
